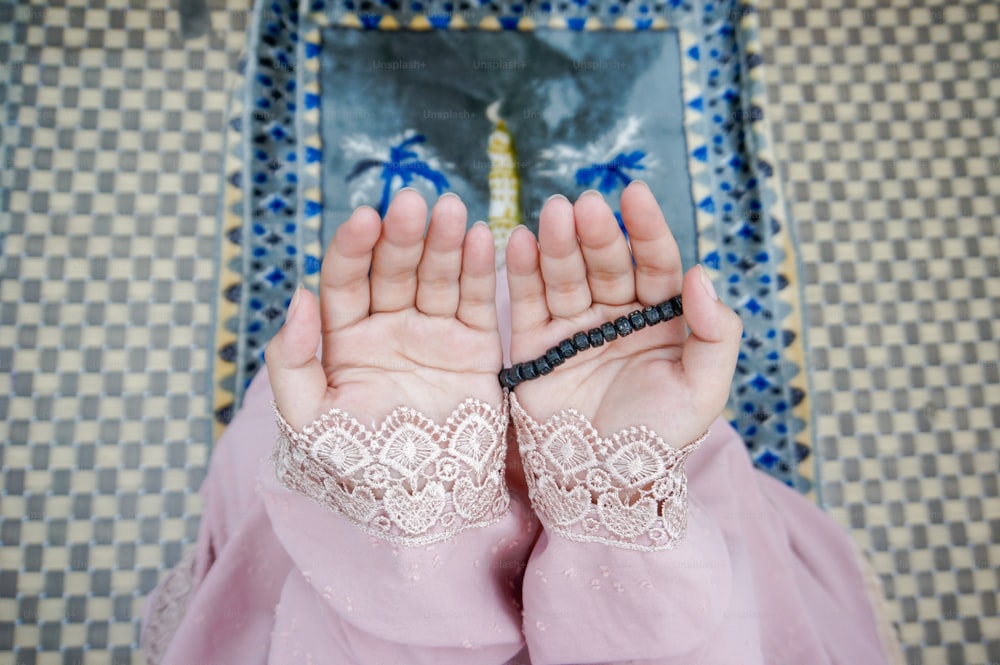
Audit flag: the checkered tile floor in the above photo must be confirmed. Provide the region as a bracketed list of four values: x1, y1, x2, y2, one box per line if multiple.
[0, 0, 996, 663]
[0, 0, 246, 662]
[757, 1, 1000, 663]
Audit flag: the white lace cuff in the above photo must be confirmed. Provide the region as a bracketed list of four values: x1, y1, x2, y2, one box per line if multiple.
[509, 392, 707, 552]
[271, 398, 511, 547]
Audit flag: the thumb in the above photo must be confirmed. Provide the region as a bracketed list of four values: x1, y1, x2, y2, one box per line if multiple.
[679, 265, 743, 415]
[264, 284, 329, 430]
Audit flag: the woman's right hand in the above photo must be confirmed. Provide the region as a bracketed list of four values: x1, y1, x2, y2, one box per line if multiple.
[264, 189, 504, 431]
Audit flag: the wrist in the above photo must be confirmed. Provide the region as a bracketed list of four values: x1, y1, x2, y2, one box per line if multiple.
[508, 391, 708, 551]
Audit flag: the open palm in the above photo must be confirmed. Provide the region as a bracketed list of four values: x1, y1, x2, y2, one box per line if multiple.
[505, 182, 744, 448]
[266, 190, 502, 431]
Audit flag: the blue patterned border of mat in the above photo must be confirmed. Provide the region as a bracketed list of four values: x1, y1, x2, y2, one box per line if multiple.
[213, 0, 814, 494]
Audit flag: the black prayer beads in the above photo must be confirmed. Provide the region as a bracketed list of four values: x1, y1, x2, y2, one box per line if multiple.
[498, 295, 683, 390]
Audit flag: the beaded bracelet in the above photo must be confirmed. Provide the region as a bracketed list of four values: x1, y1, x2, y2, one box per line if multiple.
[498, 295, 683, 389]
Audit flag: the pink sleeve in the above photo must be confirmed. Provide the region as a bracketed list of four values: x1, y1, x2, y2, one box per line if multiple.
[520, 505, 738, 664]
[141, 368, 296, 665]
[257, 398, 536, 665]
[520, 415, 891, 665]
[511, 391, 742, 664]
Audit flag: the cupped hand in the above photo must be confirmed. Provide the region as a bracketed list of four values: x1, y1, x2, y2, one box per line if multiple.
[505, 182, 744, 447]
[265, 189, 503, 431]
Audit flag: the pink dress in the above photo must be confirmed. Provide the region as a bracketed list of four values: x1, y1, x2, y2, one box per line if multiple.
[141, 273, 903, 665]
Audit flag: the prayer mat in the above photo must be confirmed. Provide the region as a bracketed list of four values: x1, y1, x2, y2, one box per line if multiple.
[213, 0, 813, 493]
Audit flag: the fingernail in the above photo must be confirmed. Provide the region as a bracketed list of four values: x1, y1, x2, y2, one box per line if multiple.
[628, 179, 650, 191]
[545, 193, 569, 204]
[439, 192, 461, 201]
[699, 265, 719, 301]
[287, 283, 304, 321]
[577, 189, 603, 201]
[473, 220, 490, 229]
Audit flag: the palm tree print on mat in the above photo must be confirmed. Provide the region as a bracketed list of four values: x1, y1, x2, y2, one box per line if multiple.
[346, 133, 451, 215]
[575, 150, 647, 193]
[539, 117, 654, 240]
[575, 150, 647, 238]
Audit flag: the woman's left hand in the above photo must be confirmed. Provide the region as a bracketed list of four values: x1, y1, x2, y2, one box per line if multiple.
[505, 181, 744, 448]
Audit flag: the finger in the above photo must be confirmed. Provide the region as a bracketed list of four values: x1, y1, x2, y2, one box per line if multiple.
[538, 194, 592, 318]
[416, 194, 467, 317]
[574, 190, 636, 306]
[265, 285, 329, 430]
[319, 205, 383, 332]
[370, 188, 428, 313]
[505, 225, 549, 334]
[680, 265, 744, 417]
[619, 181, 684, 305]
[456, 221, 498, 333]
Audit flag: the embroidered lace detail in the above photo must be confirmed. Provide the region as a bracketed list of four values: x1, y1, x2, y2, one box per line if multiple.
[509, 392, 707, 552]
[140, 547, 198, 665]
[272, 398, 511, 547]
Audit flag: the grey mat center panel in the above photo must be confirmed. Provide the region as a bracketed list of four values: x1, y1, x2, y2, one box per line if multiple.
[319, 29, 699, 271]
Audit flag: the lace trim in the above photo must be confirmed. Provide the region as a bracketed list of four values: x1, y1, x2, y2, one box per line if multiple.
[140, 547, 198, 665]
[509, 392, 707, 552]
[272, 398, 511, 547]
